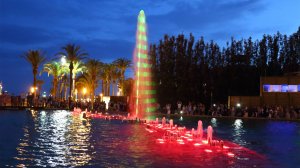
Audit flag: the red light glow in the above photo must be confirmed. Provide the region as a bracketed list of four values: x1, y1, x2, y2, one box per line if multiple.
[205, 149, 213, 153]
[223, 146, 229, 149]
[227, 152, 235, 157]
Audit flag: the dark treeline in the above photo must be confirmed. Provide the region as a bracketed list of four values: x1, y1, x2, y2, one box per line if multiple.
[149, 27, 300, 107]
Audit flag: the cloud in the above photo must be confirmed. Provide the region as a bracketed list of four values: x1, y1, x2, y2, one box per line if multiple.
[0, 0, 298, 94]
[147, 0, 265, 38]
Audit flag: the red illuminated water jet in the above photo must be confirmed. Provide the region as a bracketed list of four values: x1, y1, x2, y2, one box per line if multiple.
[129, 10, 157, 119]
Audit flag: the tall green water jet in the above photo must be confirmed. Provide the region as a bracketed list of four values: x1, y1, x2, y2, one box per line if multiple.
[130, 10, 157, 119]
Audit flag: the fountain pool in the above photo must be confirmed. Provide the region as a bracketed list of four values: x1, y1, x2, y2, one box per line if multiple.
[0, 110, 299, 167]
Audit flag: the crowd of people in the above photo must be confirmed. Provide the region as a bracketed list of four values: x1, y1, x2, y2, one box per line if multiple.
[161, 101, 300, 120]
[6, 95, 300, 120]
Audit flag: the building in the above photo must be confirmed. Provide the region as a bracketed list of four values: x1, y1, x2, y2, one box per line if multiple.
[229, 75, 300, 108]
[0, 82, 2, 95]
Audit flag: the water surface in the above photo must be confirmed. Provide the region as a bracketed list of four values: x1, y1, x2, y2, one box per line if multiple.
[0, 110, 299, 167]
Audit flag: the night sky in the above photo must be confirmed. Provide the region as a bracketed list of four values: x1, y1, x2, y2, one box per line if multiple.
[0, 0, 299, 95]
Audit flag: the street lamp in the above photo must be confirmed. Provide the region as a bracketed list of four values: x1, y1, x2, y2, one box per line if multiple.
[75, 89, 78, 101]
[0, 82, 2, 95]
[100, 93, 103, 102]
[30, 87, 35, 94]
[61, 55, 67, 65]
[82, 87, 87, 101]
[30, 87, 38, 94]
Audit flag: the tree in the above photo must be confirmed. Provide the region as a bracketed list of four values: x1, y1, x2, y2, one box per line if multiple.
[72, 61, 86, 94]
[110, 65, 121, 96]
[77, 59, 102, 109]
[59, 44, 88, 107]
[123, 78, 134, 96]
[41, 61, 68, 98]
[22, 50, 46, 99]
[100, 63, 113, 96]
[113, 58, 131, 96]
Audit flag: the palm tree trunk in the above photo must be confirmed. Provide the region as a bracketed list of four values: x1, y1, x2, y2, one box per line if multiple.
[101, 80, 104, 95]
[108, 81, 110, 96]
[33, 68, 37, 106]
[72, 73, 75, 98]
[64, 86, 67, 100]
[69, 62, 74, 108]
[53, 77, 58, 99]
[121, 71, 125, 96]
[91, 85, 95, 110]
[105, 81, 108, 96]
[112, 81, 115, 96]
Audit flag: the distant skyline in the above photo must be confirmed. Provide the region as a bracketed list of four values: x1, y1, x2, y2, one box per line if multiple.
[0, 0, 300, 94]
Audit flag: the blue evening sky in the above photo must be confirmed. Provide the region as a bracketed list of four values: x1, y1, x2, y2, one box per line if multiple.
[0, 0, 299, 94]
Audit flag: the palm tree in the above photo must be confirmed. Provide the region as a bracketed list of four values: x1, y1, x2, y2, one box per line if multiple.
[110, 66, 121, 96]
[36, 80, 44, 97]
[113, 58, 131, 96]
[41, 61, 68, 98]
[59, 44, 88, 107]
[101, 63, 113, 96]
[59, 74, 69, 100]
[72, 61, 86, 95]
[22, 50, 47, 89]
[77, 59, 102, 109]
[123, 78, 134, 96]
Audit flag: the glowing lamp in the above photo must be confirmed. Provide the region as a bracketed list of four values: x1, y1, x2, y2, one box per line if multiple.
[82, 87, 87, 95]
[61, 56, 67, 65]
[30, 87, 35, 93]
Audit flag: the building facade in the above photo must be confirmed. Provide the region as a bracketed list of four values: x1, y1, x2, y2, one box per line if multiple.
[229, 75, 300, 108]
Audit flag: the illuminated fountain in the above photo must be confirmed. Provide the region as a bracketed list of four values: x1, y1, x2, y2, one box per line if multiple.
[207, 125, 213, 144]
[68, 10, 267, 166]
[197, 120, 203, 140]
[130, 10, 157, 119]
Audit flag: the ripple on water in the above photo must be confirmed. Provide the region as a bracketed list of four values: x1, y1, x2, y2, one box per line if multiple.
[1, 111, 299, 167]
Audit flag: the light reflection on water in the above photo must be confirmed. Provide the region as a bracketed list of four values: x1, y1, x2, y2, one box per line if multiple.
[211, 118, 218, 127]
[232, 119, 247, 145]
[0, 111, 299, 167]
[15, 110, 92, 167]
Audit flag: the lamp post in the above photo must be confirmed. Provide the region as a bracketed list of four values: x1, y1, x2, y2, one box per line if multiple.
[30, 87, 35, 94]
[82, 87, 87, 102]
[0, 82, 2, 95]
[30, 86, 38, 107]
[100, 93, 103, 102]
[75, 89, 78, 101]
[61, 55, 67, 65]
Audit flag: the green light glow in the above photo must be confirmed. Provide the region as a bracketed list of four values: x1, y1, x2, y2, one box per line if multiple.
[137, 71, 150, 77]
[137, 44, 147, 50]
[138, 34, 147, 41]
[137, 62, 150, 68]
[144, 98, 156, 104]
[142, 90, 156, 94]
[137, 53, 147, 59]
[132, 10, 157, 118]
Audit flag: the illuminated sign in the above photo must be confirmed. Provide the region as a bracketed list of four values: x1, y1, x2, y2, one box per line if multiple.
[263, 84, 300, 92]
